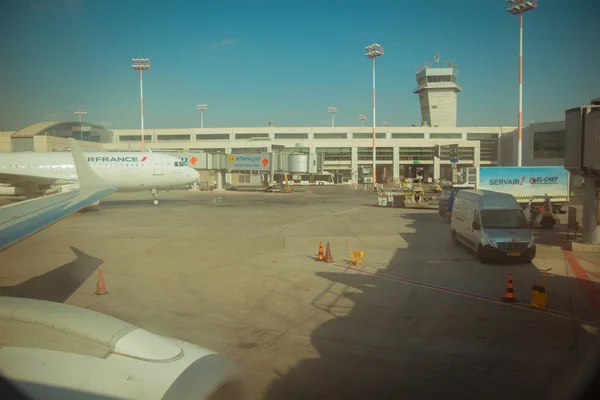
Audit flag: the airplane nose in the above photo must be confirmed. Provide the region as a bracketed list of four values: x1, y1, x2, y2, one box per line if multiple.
[189, 168, 200, 181]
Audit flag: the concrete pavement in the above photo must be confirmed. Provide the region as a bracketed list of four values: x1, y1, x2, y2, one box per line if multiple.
[0, 186, 598, 399]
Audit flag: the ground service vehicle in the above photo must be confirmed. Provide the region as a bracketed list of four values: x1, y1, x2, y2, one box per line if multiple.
[439, 184, 475, 219]
[451, 190, 536, 263]
[525, 195, 561, 229]
[475, 166, 570, 213]
[273, 172, 335, 185]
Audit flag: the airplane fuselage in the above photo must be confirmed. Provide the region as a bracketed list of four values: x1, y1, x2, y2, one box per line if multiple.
[0, 151, 199, 192]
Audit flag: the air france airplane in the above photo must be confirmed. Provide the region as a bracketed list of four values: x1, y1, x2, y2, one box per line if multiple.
[0, 151, 200, 205]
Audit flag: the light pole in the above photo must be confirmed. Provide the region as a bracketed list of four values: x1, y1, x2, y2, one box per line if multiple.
[74, 108, 87, 141]
[328, 107, 337, 127]
[196, 104, 208, 129]
[506, 0, 537, 167]
[359, 114, 366, 128]
[383, 121, 389, 127]
[132, 58, 150, 151]
[365, 43, 384, 184]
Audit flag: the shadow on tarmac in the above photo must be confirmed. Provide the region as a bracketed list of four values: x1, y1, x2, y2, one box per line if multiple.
[262, 211, 600, 400]
[0, 247, 102, 303]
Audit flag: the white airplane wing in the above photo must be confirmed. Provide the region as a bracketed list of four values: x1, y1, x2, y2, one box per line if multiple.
[0, 139, 115, 251]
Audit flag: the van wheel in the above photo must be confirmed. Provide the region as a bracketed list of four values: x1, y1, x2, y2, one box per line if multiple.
[478, 245, 490, 263]
[451, 230, 459, 245]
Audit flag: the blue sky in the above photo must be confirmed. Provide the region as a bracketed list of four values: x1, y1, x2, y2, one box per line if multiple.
[1, 0, 598, 130]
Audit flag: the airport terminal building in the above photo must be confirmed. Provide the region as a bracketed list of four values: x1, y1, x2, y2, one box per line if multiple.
[0, 120, 566, 185]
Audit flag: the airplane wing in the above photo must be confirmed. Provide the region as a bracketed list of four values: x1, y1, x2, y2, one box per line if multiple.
[0, 139, 115, 251]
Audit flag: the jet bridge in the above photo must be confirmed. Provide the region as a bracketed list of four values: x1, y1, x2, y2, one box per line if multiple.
[161, 151, 324, 190]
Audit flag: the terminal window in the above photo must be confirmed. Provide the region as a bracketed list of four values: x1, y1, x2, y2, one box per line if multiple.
[196, 134, 229, 140]
[376, 147, 394, 161]
[533, 131, 565, 159]
[400, 147, 433, 161]
[316, 147, 351, 162]
[468, 133, 499, 162]
[356, 147, 394, 161]
[392, 133, 424, 139]
[231, 147, 268, 154]
[314, 133, 348, 139]
[119, 135, 152, 142]
[353, 133, 386, 140]
[235, 133, 269, 140]
[430, 133, 462, 139]
[157, 134, 190, 141]
[274, 133, 309, 139]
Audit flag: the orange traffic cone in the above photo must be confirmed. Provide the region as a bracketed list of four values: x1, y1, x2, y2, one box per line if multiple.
[503, 273, 515, 302]
[317, 242, 324, 261]
[324, 242, 333, 263]
[96, 266, 108, 296]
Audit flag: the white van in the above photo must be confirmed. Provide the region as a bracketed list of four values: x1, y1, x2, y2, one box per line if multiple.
[450, 189, 536, 263]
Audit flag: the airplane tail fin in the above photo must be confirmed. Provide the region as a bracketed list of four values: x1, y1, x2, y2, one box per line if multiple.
[68, 138, 111, 190]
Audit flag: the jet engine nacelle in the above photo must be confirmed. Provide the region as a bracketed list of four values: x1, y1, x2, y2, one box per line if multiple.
[0, 297, 248, 400]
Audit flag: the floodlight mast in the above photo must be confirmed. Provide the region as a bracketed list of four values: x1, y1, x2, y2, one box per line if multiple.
[359, 114, 366, 128]
[365, 43, 384, 185]
[328, 107, 338, 127]
[196, 104, 208, 129]
[132, 58, 150, 151]
[506, 0, 537, 166]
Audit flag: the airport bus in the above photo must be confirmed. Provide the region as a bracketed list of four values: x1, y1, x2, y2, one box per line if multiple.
[273, 172, 335, 186]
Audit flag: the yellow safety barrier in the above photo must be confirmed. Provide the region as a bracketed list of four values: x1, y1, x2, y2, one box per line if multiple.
[531, 268, 551, 308]
[346, 240, 364, 267]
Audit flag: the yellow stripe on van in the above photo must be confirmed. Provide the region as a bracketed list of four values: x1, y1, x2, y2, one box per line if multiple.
[513, 195, 568, 200]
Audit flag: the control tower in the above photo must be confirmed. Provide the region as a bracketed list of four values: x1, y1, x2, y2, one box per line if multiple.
[413, 53, 462, 127]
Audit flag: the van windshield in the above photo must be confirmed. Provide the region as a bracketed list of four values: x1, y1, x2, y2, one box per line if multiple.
[481, 209, 528, 229]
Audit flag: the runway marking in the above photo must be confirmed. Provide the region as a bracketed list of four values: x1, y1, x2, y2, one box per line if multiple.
[238, 206, 368, 241]
[563, 250, 600, 310]
[330, 263, 595, 324]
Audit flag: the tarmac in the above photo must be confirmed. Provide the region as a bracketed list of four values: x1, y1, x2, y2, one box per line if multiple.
[0, 185, 599, 399]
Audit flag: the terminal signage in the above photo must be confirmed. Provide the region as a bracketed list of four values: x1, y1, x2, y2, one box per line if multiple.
[227, 154, 271, 171]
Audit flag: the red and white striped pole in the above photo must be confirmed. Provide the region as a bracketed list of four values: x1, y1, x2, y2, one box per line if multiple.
[507, 1, 537, 166]
[372, 57, 377, 185]
[517, 11, 523, 167]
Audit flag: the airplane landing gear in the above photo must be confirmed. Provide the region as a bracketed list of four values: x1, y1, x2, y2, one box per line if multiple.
[152, 189, 159, 206]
